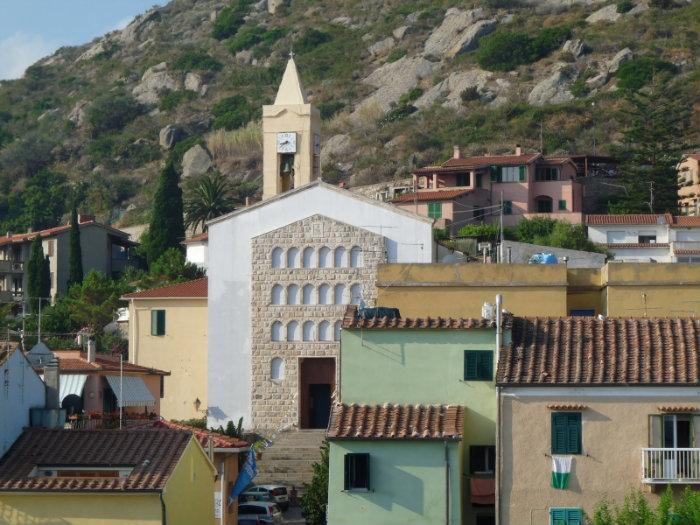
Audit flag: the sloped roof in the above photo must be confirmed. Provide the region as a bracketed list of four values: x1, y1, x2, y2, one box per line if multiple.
[342, 305, 499, 330]
[122, 278, 208, 300]
[0, 219, 133, 248]
[413, 153, 541, 174]
[0, 428, 191, 492]
[183, 232, 208, 244]
[154, 421, 248, 449]
[327, 403, 464, 440]
[497, 317, 700, 386]
[51, 352, 169, 376]
[391, 189, 473, 203]
[586, 214, 670, 225]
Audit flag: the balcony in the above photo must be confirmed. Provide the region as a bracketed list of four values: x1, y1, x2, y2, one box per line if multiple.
[0, 259, 24, 274]
[642, 448, 700, 483]
[0, 290, 23, 303]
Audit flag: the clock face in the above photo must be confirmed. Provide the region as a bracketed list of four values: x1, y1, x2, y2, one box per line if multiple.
[277, 132, 297, 153]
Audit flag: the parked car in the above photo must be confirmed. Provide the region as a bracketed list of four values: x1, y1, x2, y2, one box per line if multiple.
[241, 484, 289, 510]
[238, 501, 283, 524]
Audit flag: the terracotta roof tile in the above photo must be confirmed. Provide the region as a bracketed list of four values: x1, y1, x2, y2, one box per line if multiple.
[391, 189, 473, 203]
[0, 428, 192, 492]
[497, 317, 700, 386]
[154, 421, 248, 449]
[658, 406, 698, 413]
[183, 232, 208, 244]
[342, 305, 500, 330]
[603, 243, 669, 249]
[546, 404, 588, 410]
[327, 403, 463, 440]
[672, 216, 700, 227]
[413, 153, 541, 175]
[586, 214, 671, 225]
[52, 353, 169, 375]
[122, 278, 208, 299]
[0, 220, 133, 248]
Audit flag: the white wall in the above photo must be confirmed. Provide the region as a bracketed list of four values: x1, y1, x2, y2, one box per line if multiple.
[186, 242, 208, 270]
[587, 224, 668, 245]
[206, 182, 433, 427]
[0, 350, 46, 456]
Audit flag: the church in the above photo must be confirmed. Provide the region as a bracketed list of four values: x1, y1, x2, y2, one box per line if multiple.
[205, 58, 433, 478]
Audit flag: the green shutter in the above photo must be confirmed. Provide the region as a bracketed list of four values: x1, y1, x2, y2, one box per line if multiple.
[464, 351, 478, 380]
[559, 200, 567, 211]
[478, 351, 493, 380]
[151, 310, 158, 336]
[465, 351, 493, 380]
[519, 165, 526, 181]
[551, 508, 567, 525]
[490, 166, 498, 182]
[503, 201, 512, 215]
[344, 454, 351, 490]
[552, 412, 582, 454]
[566, 413, 582, 454]
[567, 509, 583, 525]
[551, 508, 582, 525]
[551, 413, 568, 454]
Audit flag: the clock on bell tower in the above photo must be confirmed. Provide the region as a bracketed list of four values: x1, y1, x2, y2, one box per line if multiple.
[262, 56, 321, 200]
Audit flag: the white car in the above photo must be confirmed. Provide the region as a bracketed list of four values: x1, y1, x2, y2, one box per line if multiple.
[241, 485, 289, 510]
[238, 501, 283, 524]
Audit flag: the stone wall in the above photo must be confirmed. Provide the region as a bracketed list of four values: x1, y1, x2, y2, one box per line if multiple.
[250, 214, 386, 431]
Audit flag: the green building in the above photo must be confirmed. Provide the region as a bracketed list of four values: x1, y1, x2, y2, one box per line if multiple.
[326, 306, 506, 525]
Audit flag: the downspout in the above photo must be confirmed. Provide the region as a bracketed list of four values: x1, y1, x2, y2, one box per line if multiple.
[160, 491, 167, 525]
[220, 459, 226, 525]
[444, 440, 450, 525]
[495, 294, 503, 525]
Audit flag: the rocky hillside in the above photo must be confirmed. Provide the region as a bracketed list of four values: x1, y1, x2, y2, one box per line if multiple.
[0, 0, 698, 230]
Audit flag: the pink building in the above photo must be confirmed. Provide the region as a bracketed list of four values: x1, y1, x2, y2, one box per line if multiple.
[392, 146, 584, 232]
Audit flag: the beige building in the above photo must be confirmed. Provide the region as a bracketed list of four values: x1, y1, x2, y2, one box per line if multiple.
[678, 154, 700, 216]
[497, 317, 700, 525]
[123, 278, 208, 421]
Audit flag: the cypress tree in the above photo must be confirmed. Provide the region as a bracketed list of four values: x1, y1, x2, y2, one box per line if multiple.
[67, 204, 83, 288]
[26, 236, 49, 311]
[146, 160, 185, 265]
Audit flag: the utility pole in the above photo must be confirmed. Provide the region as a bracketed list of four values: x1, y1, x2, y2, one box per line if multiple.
[539, 123, 544, 153]
[499, 191, 504, 263]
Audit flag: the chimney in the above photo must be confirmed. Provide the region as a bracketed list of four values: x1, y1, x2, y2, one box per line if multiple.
[78, 214, 94, 224]
[515, 144, 523, 156]
[338, 182, 347, 189]
[86, 339, 96, 363]
[43, 358, 60, 410]
[453, 145, 461, 159]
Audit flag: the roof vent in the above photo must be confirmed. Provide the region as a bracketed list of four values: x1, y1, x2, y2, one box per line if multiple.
[515, 144, 523, 156]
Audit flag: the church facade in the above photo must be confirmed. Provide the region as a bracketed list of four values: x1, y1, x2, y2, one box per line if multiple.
[206, 58, 434, 433]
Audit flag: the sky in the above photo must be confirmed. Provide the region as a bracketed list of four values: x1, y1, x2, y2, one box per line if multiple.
[0, 1, 160, 80]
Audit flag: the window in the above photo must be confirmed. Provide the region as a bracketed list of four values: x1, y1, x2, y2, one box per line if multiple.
[503, 201, 512, 215]
[302, 247, 315, 268]
[302, 321, 315, 342]
[476, 174, 483, 188]
[271, 248, 283, 268]
[318, 284, 331, 305]
[334, 321, 342, 341]
[271, 284, 283, 305]
[334, 247, 346, 268]
[334, 284, 346, 305]
[535, 167, 560, 181]
[287, 284, 299, 305]
[318, 321, 331, 341]
[492, 166, 526, 183]
[151, 310, 165, 336]
[302, 284, 314, 305]
[569, 309, 595, 317]
[649, 414, 696, 448]
[344, 453, 370, 491]
[350, 284, 362, 305]
[271, 358, 284, 380]
[350, 246, 363, 268]
[456, 173, 470, 187]
[318, 246, 331, 268]
[464, 351, 493, 381]
[606, 231, 626, 244]
[551, 412, 582, 454]
[287, 248, 300, 268]
[469, 445, 496, 474]
[160, 376, 164, 398]
[536, 196, 553, 213]
[271, 321, 282, 342]
[638, 234, 657, 244]
[286, 321, 299, 342]
[558, 199, 567, 211]
[550, 508, 583, 525]
[428, 202, 442, 219]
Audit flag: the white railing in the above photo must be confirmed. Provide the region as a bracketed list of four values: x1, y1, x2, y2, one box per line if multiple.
[642, 448, 700, 483]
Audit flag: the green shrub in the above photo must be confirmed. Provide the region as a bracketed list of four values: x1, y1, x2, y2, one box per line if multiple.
[569, 78, 590, 98]
[514, 217, 557, 244]
[86, 92, 143, 137]
[300, 442, 329, 525]
[458, 223, 502, 238]
[159, 90, 197, 111]
[650, 0, 674, 7]
[318, 100, 345, 120]
[616, 57, 676, 91]
[172, 50, 222, 71]
[169, 135, 203, 165]
[296, 28, 332, 54]
[476, 31, 534, 71]
[460, 86, 480, 103]
[530, 25, 572, 60]
[387, 48, 407, 63]
[87, 134, 161, 169]
[616, 0, 634, 12]
[0, 127, 11, 148]
[212, 95, 257, 130]
[0, 134, 55, 178]
[398, 87, 423, 105]
[212, 0, 253, 40]
[228, 24, 266, 53]
[295, 26, 363, 83]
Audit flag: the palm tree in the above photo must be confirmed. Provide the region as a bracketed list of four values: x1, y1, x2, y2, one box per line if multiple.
[184, 172, 235, 232]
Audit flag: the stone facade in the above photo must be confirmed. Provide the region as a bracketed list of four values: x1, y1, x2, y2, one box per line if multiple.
[250, 214, 385, 431]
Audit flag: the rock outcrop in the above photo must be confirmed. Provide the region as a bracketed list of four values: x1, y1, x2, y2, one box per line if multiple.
[159, 125, 182, 149]
[321, 134, 352, 165]
[423, 8, 496, 60]
[368, 37, 395, 57]
[182, 145, 212, 178]
[415, 69, 493, 109]
[185, 72, 206, 95]
[607, 47, 633, 73]
[528, 64, 576, 107]
[68, 101, 89, 127]
[117, 8, 160, 44]
[562, 39, 588, 59]
[132, 62, 179, 105]
[586, 4, 622, 23]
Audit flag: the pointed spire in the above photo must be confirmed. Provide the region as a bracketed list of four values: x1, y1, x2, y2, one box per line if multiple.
[274, 56, 307, 105]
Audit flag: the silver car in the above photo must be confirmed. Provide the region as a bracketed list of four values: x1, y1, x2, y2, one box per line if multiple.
[241, 484, 289, 510]
[238, 501, 283, 524]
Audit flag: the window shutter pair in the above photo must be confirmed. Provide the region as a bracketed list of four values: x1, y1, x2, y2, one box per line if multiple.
[151, 310, 165, 336]
[551, 412, 581, 454]
[464, 351, 493, 381]
[550, 508, 582, 525]
[344, 453, 370, 491]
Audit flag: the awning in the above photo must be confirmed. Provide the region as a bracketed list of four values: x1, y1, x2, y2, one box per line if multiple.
[470, 477, 495, 505]
[59, 375, 87, 402]
[105, 375, 155, 407]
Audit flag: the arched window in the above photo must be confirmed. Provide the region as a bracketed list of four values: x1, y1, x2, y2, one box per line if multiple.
[302, 247, 315, 268]
[302, 284, 314, 305]
[271, 358, 284, 381]
[318, 246, 331, 268]
[350, 283, 363, 305]
[271, 321, 283, 342]
[271, 284, 283, 305]
[286, 321, 299, 342]
[350, 246, 363, 268]
[303, 321, 315, 342]
[334, 321, 342, 341]
[535, 195, 554, 214]
[287, 248, 300, 268]
[318, 321, 330, 341]
[271, 248, 284, 268]
[287, 284, 299, 305]
[334, 284, 346, 305]
[334, 246, 346, 268]
[318, 284, 331, 305]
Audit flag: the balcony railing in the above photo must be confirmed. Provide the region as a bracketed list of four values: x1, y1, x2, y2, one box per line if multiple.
[642, 448, 700, 483]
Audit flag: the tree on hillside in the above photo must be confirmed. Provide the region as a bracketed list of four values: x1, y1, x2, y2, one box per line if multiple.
[611, 76, 694, 214]
[184, 172, 235, 232]
[67, 203, 83, 289]
[146, 160, 185, 265]
[26, 236, 51, 311]
[64, 270, 128, 338]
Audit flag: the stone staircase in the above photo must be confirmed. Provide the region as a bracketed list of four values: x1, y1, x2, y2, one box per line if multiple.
[255, 429, 326, 487]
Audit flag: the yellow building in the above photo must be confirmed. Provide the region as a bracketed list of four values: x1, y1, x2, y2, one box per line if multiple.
[377, 262, 700, 318]
[0, 427, 216, 525]
[123, 278, 208, 421]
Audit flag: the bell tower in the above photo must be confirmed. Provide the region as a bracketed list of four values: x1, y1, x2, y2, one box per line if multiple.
[262, 56, 321, 200]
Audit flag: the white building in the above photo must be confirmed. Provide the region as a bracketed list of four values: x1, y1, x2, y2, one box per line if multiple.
[184, 232, 208, 270]
[206, 58, 434, 434]
[0, 347, 46, 456]
[586, 214, 700, 262]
